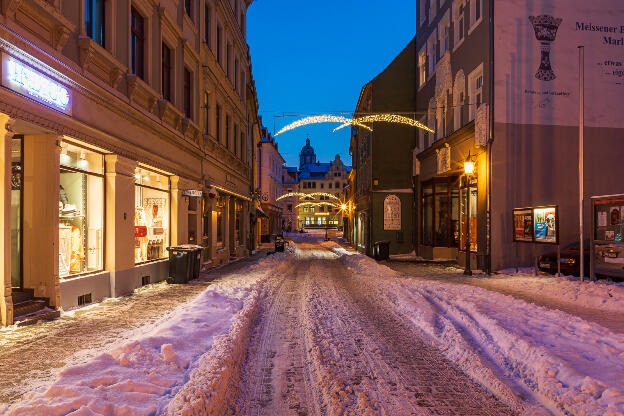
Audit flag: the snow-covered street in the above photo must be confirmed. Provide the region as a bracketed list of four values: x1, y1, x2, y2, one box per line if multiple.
[2, 236, 624, 415]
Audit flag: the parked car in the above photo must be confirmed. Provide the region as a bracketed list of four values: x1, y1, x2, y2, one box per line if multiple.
[538, 240, 590, 277]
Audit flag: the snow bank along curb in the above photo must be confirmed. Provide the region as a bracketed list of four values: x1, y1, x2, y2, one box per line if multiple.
[3, 253, 288, 416]
[327, 242, 624, 416]
[165, 253, 291, 415]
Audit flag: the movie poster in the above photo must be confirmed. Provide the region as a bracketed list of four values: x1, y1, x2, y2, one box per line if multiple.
[534, 207, 558, 244]
[513, 209, 534, 242]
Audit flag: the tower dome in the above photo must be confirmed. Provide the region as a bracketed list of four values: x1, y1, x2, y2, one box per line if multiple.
[299, 138, 316, 169]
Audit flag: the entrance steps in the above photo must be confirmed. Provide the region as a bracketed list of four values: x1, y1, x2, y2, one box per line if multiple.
[12, 289, 60, 326]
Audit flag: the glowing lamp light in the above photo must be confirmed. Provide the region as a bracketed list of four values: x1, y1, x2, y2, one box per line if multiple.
[341, 204, 347, 210]
[464, 160, 475, 175]
[134, 173, 141, 180]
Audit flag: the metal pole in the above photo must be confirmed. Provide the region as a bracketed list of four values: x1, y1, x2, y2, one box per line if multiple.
[464, 178, 472, 276]
[579, 46, 585, 282]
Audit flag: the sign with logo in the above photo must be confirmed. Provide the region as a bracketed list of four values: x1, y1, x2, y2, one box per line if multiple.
[182, 189, 203, 198]
[383, 194, 401, 231]
[2, 54, 71, 114]
[495, 0, 624, 128]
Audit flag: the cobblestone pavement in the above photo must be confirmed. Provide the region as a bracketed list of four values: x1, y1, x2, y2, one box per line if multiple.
[235, 244, 516, 415]
[0, 251, 267, 405]
[386, 261, 624, 334]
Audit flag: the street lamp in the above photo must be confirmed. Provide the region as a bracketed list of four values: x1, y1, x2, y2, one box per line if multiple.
[464, 151, 475, 276]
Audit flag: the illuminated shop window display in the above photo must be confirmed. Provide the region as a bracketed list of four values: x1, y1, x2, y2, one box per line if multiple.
[59, 142, 104, 278]
[216, 196, 226, 248]
[135, 167, 170, 263]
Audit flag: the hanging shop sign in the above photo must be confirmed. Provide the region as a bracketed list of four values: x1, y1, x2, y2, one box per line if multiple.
[182, 189, 203, 198]
[512, 205, 559, 244]
[2, 54, 71, 114]
[383, 194, 401, 231]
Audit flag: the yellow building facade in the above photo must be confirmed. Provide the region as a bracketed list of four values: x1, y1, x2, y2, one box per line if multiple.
[0, 0, 256, 326]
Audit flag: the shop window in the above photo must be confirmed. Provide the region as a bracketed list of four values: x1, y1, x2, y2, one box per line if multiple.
[422, 179, 459, 247]
[85, 0, 105, 48]
[11, 137, 22, 288]
[460, 182, 478, 252]
[235, 200, 242, 245]
[216, 196, 225, 248]
[59, 141, 104, 277]
[162, 43, 172, 101]
[423, 184, 433, 245]
[134, 167, 170, 263]
[130, 8, 145, 79]
[434, 183, 449, 246]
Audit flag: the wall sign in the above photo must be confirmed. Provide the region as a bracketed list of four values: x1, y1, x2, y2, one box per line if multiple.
[2, 54, 71, 114]
[182, 189, 203, 198]
[383, 194, 401, 231]
[512, 205, 559, 244]
[495, 0, 624, 128]
[436, 143, 451, 174]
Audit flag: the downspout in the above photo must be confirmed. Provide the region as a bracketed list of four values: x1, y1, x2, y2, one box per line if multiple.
[487, 0, 495, 275]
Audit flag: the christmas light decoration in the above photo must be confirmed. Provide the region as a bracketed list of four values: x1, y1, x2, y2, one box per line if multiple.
[333, 114, 434, 133]
[275, 115, 372, 136]
[276, 192, 340, 202]
[295, 202, 339, 209]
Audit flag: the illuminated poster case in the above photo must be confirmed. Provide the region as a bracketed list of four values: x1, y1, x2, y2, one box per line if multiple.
[591, 195, 624, 279]
[513, 206, 559, 245]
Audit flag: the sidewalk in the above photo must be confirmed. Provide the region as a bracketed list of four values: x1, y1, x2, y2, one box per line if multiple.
[386, 260, 624, 334]
[0, 250, 267, 405]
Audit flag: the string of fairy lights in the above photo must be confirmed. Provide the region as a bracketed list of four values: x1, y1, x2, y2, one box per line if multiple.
[273, 113, 435, 137]
[277, 192, 341, 202]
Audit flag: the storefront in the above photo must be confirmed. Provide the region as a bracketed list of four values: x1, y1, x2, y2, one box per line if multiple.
[134, 166, 170, 264]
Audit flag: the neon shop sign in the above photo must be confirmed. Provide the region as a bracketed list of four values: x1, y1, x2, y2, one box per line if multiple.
[3, 56, 71, 113]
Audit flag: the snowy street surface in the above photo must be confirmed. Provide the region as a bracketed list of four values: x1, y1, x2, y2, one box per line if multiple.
[2, 237, 624, 415]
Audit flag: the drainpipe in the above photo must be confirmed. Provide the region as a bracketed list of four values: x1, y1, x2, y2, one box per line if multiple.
[487, 0, 495, 275]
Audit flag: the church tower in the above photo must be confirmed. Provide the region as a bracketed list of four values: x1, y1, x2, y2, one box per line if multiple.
[299, 138, 316, 169]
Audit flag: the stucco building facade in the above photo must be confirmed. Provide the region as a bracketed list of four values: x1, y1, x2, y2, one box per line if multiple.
[0, 0, 257, 326]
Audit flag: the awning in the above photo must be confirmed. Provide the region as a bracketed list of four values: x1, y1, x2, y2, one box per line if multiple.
[256, 206, 268, 218]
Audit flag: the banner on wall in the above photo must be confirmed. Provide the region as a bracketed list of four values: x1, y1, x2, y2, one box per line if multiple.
[494, 0, 624, 128]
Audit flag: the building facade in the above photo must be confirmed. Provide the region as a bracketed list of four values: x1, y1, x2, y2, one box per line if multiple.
[415, 0, 624, 271]
[257, 127, 283, 242]
[280, 166, 298, 232]
[0, 0, 257, 326]
[350, 39, 417, 256]
[295, 139, 349, 229]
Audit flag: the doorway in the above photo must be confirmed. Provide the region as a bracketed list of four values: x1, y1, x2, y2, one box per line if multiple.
[11, 136, 23, 289]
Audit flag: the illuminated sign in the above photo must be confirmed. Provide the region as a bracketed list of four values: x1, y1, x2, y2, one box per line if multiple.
[2, 55, 71, 113]
[182, 190, 203, 198]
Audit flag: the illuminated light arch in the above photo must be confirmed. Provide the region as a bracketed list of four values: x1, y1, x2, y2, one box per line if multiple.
[295, 202, 340, 209]
[276, 192, 341, 202]
[275, 115, 372, 136]
[333, 114, 434, 133]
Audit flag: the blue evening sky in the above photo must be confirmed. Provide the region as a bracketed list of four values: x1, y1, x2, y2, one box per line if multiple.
[246, 1, 416, 168]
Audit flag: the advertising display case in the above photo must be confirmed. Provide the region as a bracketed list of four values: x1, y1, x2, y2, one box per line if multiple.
[512, 206, 559, 245]
[591, 195, 624, 280]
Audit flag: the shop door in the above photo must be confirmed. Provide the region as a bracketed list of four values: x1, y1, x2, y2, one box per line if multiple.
[11, 137, 22, 288]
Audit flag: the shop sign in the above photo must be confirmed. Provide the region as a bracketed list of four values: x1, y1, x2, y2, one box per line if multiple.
[436, 143, 451, 174]
[512, 205, 559, 244]
[182, 189, 203, 198]
[383, 194, 401, 231]
[2, 55, 71, 114]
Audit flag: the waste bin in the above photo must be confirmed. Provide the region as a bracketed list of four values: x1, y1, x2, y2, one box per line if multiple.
[166, 245, 203, 283]
[275, 236, 285, 253]
[373, 240, 390, 261]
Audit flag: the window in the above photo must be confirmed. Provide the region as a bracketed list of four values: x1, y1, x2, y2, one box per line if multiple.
[226, 43, 231, 79]
[233, 123, 238, 155]
[320, 183, 324, 189]
[130, 8, 145, 79]
[204, 92, 210, 134]
[234, 57, 238, 89]
[184, 68, 192, 119]
[335, 182, 340, 188]
[85, 0, 105, 47]
[419, 0, 426, 26]
[429, 0, 437, 24]
[287, 204, 292, 212]
[235, 200, 242, 245]
[312, 182, 316, 189]
[204, 3, 211, 46]
[468, 64, 484, 121]
[460, 180, 477, 252]
[216, 25, 222, 65]
[162, 43, 171, 101]
[59, 141, 104, 277]
[240, 132, 245, 162]
[440, 21, 449, 57]
[216, 104, 221, 142]
[329, 183, 332, 189]
[216, 196, 225, 247]
[225, 114, 230, 148]
[453, 70, 466, 131]
[418, 49, 427, 87]
[185, 0, 192, 19]
[453, 1, 466, 49]
[134, 166, 170, 263]
[470, 0, 482, 30]
[427, 30, 437, 77]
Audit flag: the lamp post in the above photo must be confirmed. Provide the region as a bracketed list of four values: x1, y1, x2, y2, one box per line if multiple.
[464, 152, 475, 276]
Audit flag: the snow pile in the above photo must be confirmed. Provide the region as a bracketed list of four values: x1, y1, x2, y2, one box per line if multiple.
[336, 249, 624, 416]
[490, 270, 624, 314]
[4, 254, 288, 416]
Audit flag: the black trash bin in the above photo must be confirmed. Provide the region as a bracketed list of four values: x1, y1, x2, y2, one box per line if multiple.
[373, 240, 390, 261]
[275, 236, 285, 253]
[166, 247, 192, 284]
[166, 245, 204, 283]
